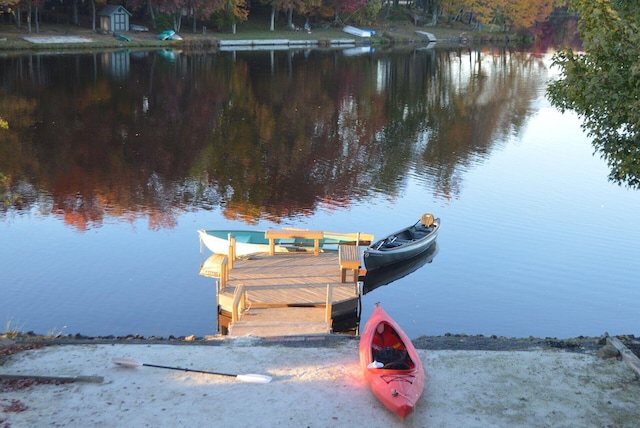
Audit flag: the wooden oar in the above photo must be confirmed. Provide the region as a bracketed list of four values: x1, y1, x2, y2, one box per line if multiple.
[112, 357, 272, 384]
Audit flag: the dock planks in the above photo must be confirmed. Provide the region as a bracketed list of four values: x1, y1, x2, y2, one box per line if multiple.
[228, 307, 330, 337]
[217, 252, 361, 337]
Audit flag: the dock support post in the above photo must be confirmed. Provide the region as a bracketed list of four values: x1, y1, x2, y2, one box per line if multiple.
[325, 284, 333, 324]
[228, 234, 236, 269]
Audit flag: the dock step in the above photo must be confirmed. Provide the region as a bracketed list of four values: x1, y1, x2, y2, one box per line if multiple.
[229, 307, 330, 337]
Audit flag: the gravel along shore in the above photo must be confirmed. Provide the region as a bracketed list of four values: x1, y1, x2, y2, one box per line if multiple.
[1, 334, 639, 427]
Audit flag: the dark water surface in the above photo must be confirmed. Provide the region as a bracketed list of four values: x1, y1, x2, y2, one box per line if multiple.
[1, 46, 639, 339]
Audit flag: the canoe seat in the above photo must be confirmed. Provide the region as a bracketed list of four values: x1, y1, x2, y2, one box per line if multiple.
[421, 213, 434, 227]
[339, 244, 360, 284]
[385, 239, 408, 248]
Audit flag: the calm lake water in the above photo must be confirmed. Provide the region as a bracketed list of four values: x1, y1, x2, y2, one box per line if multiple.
[1, 45, 639, 339]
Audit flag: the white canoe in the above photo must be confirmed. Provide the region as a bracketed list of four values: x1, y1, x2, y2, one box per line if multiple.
[198, 229, 374, 256]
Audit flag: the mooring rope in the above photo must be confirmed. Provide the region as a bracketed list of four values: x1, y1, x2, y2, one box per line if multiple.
[391, 389, 416, 405]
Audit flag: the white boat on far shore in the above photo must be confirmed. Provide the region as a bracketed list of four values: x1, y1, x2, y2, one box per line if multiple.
[342, 26, 375, 38]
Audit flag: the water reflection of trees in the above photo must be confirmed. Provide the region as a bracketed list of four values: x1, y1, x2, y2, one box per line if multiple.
[0, 47, 547, 230]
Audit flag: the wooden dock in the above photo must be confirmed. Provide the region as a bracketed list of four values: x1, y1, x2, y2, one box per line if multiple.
[210, 251, 362, 337]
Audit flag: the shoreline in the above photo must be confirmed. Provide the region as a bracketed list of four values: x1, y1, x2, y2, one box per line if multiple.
[3, 331, 638, 354]
[1, 334, 639, 427]
[0, 20, 507, 52]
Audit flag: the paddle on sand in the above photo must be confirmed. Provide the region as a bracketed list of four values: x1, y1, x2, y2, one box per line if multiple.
[112, 357, 272, 384]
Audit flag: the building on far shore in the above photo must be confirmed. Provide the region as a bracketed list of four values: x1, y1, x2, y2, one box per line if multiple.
[98, 5, 131, 34]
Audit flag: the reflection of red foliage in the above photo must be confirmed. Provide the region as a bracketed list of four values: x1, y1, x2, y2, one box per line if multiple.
[222, 202, 277, 225]
[3, 46, 536, 233]
[529, 17, 581, 55]
[222, 201, 319, 224]
[148, 210, 177, 231]
[61, 210, 91, 232]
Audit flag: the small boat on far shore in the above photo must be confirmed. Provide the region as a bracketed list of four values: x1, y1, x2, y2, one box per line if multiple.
[359, 304, 425, 419]
[157, 30, 176, 40]
[343, 25, 375, 38]
[363, 213, 439, 270]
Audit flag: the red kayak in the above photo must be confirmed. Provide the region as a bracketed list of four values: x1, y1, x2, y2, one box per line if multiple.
[359, 304, 425, 419]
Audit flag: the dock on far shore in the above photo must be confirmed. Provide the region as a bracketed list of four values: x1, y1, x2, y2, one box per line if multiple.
[201, 250, 363, 337]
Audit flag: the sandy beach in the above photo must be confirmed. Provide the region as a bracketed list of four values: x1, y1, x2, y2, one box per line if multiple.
[1, 335, 639, 427]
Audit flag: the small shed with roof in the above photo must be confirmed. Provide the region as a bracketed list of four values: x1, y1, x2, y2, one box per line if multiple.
[99, 5, 131, 33]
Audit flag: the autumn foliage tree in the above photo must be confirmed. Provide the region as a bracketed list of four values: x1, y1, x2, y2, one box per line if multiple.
[335, 0, 366, 15]
[189, 0, 228, 32]
[437, 0, 562, 32]
[258, 0, 290, 31]
[547, 0, 640, 188]
[330, 0, 366, 24]
[0, 0, 21, 26]
[483, 0, 559, 31]
[155, 0, 190, 31]
[296, 0, 322, 28]
[18, 0, 45, 33]
[224, 0, 250, 30]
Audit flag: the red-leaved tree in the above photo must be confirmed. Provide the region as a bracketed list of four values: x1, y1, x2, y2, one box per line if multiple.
[155, 0, 189, 31]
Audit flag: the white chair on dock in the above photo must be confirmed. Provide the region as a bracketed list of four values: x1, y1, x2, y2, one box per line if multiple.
[199, 253, 229, 289]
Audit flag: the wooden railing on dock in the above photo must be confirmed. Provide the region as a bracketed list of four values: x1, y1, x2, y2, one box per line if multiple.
[231, 284, 246, 322]
[228, 234, 236, 269]
[325, 284, 333, 323]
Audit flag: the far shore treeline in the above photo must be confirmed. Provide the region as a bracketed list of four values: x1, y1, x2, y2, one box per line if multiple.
[2, 0, 571, 37]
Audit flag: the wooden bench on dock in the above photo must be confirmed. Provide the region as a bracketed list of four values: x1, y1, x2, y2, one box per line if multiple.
[264, 229, 324, 256]
[339, 244, 361, 283]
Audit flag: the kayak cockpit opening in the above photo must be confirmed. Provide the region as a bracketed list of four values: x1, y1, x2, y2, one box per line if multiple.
[371, 322, 414, 370]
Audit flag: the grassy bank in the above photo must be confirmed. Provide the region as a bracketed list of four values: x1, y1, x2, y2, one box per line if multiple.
[0, 13, 516, 52]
